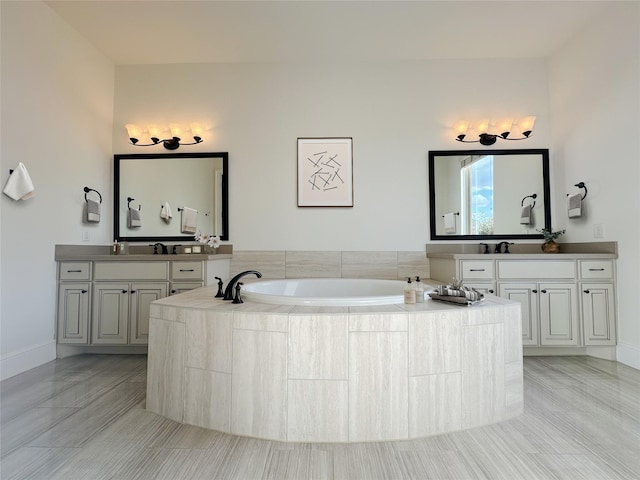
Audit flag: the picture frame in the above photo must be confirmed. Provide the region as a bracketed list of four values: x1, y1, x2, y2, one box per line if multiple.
[297, 137, 353, 207]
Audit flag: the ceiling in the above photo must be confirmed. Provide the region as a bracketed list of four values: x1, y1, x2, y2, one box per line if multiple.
[44, 0, 610, 65]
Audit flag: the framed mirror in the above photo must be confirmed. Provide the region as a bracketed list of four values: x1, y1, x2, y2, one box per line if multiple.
[429, 149, 550, 240]
[114, 152, 228, 242]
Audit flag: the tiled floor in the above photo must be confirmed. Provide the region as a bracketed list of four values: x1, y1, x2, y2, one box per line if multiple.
[1, 354, 639, 479]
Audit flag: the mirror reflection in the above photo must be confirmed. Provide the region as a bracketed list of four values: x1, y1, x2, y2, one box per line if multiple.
[429, 149, 550, 240]
[114, 152, 228, 242]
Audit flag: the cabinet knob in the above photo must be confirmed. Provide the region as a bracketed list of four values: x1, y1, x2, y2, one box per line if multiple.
[584, 289, 590, 294]
[541, 289, 547, 294]
[81, 289, 87, 294]
[489, 289, 494, 294]
[130, 290, 136, 294]
[532, 289, 538, 294]
[171, 289, 177, 294]
[122, 289, 128, 294]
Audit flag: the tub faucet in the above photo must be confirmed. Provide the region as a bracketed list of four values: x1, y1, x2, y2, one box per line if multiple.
[223, 270, 262, 300]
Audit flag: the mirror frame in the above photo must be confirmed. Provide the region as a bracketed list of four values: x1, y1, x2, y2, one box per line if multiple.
[428, 148, 550, 241]
[113, 152, 229, 242]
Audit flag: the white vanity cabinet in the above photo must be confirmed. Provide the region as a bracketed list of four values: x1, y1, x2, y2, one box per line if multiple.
[92, 262, 169, 345]
[57, 262, 92, 344]
[428, 251, 617, 353]
[55, 245, 232, 356]
[579, 260, 616, 345]
[497, 260, 580, 347]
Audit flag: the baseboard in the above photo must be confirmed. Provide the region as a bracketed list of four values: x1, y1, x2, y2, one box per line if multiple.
[616, 343, 640, 370]
[1, 340, 56, 381]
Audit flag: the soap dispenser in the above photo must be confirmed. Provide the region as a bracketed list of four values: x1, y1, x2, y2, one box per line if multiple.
[415, 276, 425, 303]
[404, 277, 416, 304]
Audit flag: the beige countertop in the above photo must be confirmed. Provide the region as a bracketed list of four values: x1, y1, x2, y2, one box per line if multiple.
[54, 244, 233, 262]
[427, 252, 617, 260]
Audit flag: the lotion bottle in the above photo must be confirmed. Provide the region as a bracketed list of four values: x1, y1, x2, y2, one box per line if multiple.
[415, 276, 424, 303]
[404, 277, 416, 304]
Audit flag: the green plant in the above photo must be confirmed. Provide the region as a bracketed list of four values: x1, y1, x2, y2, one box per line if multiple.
[537, 227, 566, 242]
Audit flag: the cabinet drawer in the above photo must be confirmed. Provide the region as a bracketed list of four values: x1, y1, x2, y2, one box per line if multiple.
[461, 260, 494, 280]
[579, 260, 613, 279]
[94, 262, 168, 281]
[59, 262, 91, 281]
[497, 260, 575, 279]
[171, 261, 203, 280]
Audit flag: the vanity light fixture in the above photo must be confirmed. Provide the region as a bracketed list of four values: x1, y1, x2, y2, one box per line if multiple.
[125, 123, 204, 150]
[454, 116, 536, 146]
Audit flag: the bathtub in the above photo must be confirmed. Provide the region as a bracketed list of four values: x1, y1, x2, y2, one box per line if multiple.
[241, 278, 408, 306]
[147, 286, 524, 442]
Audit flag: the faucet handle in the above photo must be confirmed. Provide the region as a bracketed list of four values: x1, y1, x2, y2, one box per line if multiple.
[232, 282, 244, 304]
[214, 277, 224, 298]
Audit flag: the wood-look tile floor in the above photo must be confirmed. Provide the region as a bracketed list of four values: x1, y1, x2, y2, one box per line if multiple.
[1, 355, 639, 479]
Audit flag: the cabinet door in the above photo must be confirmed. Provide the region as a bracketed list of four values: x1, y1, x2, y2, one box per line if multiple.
[130, 282, 168, 345]
[499, 282, 538, 346]
[57, 283, 90, 344]
[538, 283, 579, 346]
[92, 283, 130, 344]
[581, 283, 616, 345]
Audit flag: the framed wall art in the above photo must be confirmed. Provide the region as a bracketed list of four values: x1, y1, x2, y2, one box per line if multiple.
[297, 137, 353, 207]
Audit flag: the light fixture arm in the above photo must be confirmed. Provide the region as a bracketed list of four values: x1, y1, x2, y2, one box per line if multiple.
[455, 131, 532, 146]
[128, 135, 203, 150]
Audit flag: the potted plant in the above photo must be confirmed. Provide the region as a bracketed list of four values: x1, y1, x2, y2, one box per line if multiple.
[538, 227, 566, 253]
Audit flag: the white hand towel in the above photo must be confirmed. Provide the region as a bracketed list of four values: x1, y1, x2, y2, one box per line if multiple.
[181, 207, 198, 234]
[520, 204, 532, 225]
[86, 199, 101, 223]
[128, 208, 141, 228]
[3, 162, 35, 200]
[160, 202, 173, 222]
[444, 212, 456, 234]
[567, 193, 582, 218]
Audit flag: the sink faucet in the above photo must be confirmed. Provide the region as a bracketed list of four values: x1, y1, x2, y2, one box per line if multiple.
[495, 241, 513, 254]
[151, 242, 169, 255]
[223, 270, 262, 300]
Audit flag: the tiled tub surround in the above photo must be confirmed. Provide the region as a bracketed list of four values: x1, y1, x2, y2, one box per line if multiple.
[229, 250, 430, 280]
[146, 286, 523, 443]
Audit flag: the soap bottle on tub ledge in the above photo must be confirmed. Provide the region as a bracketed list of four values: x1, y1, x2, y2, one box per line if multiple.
[415, 276, 425, 303]
[404, 277, 416, 304]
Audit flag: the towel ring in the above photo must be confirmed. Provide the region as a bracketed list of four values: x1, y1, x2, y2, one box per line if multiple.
[84, 186, 102, 204]
[571, 182, 588, 200]
[127, 197, 141, 210]
[521, 193, 537, 208]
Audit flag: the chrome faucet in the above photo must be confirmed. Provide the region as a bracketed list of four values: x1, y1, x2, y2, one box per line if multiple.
[223, 270, 262, 300]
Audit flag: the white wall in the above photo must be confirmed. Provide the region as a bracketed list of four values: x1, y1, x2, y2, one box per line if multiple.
[0, 1, 114, 379]
[548, 3, 640, 368]
[113, 60, 551, 251]
[3, 1, 637, 378]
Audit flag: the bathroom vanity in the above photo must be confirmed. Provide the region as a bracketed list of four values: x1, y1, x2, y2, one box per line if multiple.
[54, 244, 231, 357]
[427, 242, 618, 359]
